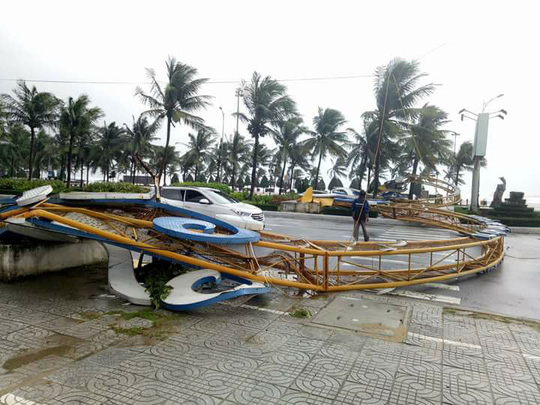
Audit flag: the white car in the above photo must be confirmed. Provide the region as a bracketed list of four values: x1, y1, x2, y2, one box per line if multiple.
[159, 186, 265, 231]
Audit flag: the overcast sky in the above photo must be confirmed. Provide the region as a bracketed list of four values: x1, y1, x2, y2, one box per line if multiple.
[1, 0, 538, 201]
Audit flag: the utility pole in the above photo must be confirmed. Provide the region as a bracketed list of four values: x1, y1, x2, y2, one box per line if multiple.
[217, 107, 225, 183]
[235, 87, 242, 136]
[459, 94, 506, 211]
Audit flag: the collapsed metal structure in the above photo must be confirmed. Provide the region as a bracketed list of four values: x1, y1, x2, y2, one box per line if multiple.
[0, 176, 507, 295]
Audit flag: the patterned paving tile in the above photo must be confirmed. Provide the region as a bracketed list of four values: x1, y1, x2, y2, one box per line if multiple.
[486, 357, 537, 384]
[250, 361, 304, 387]
[291, 370, 344, 400]
[442, 365, 491, 393]
[391, 371, 442, 403]
[491, 379, 540, 404]
[399, 344, 443, 364]
[5, 325, 53, 349]
[336, 381, 391, 404]
[227, 378, 287, 404]
[442, 387, 493, 404]
[277, 389, 334, 404]
[442, 350, 488, 374]
[303, 354, 354, 378]
[47, 362, 111, 388]
[348, 362, 396, 390]
[15, 354, 73, 378]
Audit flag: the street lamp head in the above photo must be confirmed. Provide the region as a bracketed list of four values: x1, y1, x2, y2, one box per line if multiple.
[458, 108, 466, 114]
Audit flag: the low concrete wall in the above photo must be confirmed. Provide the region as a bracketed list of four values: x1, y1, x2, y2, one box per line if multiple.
[279, 201, 320, 214]
[0, 240, 108, 281]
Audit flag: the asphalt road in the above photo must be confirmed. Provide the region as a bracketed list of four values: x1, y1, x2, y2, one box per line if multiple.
[265, 214, 540, 320]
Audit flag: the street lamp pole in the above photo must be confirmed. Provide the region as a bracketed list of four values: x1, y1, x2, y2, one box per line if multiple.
[459, 94, 506, 211]
[235, 88, 242, 136]
[218, 107, 225, 183]
[451, 132, 461, 156]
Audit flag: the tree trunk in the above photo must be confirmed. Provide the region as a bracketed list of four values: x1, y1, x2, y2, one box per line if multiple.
[59, 153, 65, 181]
[10, 155, 14, 178]
[278, 156, 287, 195]
[86, 165, 90, 186]
[66, 131, 75, 187]
[231, 165, 237, 191]
[80, 159, 84, 189]
[314, 149, 323, 189]
[28, 126, 36, 180]
[249, 134, 259, 200]
[455, 166, 460, 186]
[159, 116, 172, 184]
[408, 155, 419, 200]
[367, 166, 372, 191]
[289, 164, 295, 192]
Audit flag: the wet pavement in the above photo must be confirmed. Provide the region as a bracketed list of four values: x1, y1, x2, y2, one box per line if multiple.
[1, 217, 540, 404]
[1, 262, 540, 404]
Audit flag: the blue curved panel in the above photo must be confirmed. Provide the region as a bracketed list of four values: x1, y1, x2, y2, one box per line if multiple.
[153, 216, 259, 244]
[161, 269, 270, 311]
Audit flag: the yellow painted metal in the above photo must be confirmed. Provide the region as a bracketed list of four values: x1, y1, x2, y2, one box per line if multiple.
[1, 175, 504, 293]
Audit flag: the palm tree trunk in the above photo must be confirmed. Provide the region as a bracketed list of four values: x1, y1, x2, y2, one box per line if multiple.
[10, 155, 14, 178]
[80, 159, 84, 189]
[59, 153, 65, 181]
[231, 165, 237, 191]
[367, 166, 372, 191]
[159, 116, 172, 185]
[314, 149, 323, 189]
[86, 165, 90, 186]
[455, 166, 460, 186]
[279, 157, 287, 195]
[66, 131, 75, 187]
[28, 127, 36, 180]
[289, 164, 295, 192]
[408, 156, 419, 200]
[249, 134, 259, 200]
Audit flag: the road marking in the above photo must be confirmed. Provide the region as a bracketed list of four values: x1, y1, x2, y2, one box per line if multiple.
[0, 394, 42, 405]
[408, 333, 481, 349]
[422, 283, 460, 291]
[389, 290, 461, 305]
[219, 301, 287, 315]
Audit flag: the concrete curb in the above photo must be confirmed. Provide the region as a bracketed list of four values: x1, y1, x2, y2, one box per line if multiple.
[510, 227, 540, 234]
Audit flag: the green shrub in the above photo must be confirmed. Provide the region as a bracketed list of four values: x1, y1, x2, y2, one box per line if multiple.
[230, 191, 247, 201]
[171, 182, 231, 194]
[83, 182, 150, 193]
[0, 178, 68, 194]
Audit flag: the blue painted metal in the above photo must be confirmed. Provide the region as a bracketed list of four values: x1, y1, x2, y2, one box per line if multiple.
[153, 216, 259, 244]
[161, 270, 270, 311]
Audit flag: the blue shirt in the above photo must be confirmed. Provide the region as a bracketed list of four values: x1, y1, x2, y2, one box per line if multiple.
[352, 198, 369, 219]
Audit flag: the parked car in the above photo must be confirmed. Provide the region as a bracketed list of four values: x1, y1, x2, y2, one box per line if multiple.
[330, 187, 360, 196]
[159, 186, 264, 231]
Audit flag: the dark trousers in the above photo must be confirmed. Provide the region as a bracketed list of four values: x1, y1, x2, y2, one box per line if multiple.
[353, 216, 369, 242]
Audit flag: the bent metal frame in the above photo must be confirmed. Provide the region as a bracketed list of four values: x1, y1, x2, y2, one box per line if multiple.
[0, 176, 505, 292]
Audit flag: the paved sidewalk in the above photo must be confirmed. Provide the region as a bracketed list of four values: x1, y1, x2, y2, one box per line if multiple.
[1, 266, 540, 404]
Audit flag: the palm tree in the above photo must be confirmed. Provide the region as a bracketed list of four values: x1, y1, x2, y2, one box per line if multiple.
[396, 104, 452, 198]
[302, 108, 348, 189]
[270, 117, 307, 194]
[237, 72, 296, 199]
[181, 128, 216, 181]
[136, 57, 210, 183]
[227, 132, 251, 190]
[363, 59, 435, 195]
[124, 115, 160, 183]
[152, 145, 179, 184]
[0, 125, 29, 177]
[1, 81, 59, 179]
[328, 156, 347, 181]
[453, 141, 481, 186]
[92, 122, 126, 182]
[59, 95, 102, 187]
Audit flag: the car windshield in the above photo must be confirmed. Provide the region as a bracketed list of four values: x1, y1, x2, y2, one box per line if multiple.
[206, 190, 238, 204]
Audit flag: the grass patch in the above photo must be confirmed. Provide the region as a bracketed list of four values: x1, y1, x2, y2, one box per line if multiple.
[443, 307, 540, 330]
[107, 309, 182, 341]
[289, 308, 312, 319]
[111, 326, 147, 336]
[78, 311, 102, 321]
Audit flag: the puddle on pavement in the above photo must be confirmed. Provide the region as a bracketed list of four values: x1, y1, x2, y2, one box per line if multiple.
[2, 335, 81, 371]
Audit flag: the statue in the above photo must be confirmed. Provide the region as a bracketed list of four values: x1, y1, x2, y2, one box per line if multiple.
[491, 177, 506, 207]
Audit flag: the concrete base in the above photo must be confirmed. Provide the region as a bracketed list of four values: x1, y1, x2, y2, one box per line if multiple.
[0, 240, 108, 281]
[279, 201, 320, 214]
[312, 296, 409, 341]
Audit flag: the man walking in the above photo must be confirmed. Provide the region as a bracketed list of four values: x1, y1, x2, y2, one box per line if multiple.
[352, 190, 370, 242]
